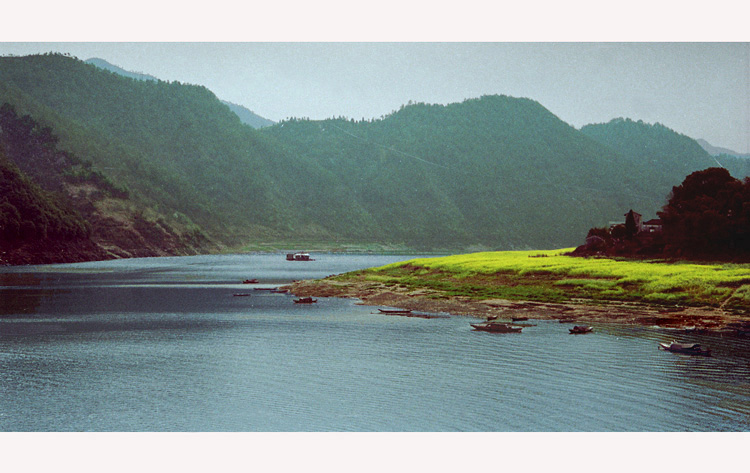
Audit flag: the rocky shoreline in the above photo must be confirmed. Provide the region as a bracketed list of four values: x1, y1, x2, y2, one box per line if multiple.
[288, 278, 750, 335]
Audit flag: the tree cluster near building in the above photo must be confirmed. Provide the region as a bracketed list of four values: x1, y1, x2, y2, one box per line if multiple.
[574, 168, 750, 261]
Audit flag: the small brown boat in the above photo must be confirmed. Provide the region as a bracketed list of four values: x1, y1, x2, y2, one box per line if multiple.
[471, 322, 523, 333]
[242, 279, 259, 284]
[659, 341, 711, 356]
[511, 316, 529, 322]
[569, 325, 593, 334]
[294, 296, 317, 304]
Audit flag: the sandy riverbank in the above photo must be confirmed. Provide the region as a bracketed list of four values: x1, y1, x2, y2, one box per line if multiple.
[287, 277, 750, 335]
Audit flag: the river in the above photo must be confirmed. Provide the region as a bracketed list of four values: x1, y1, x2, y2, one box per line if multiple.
[0, 253, 748, 431]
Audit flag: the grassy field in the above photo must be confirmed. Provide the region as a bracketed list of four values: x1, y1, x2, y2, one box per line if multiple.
[335, 249, 750, 312]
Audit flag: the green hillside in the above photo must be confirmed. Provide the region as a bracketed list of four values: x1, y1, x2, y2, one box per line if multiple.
[261, 97, 733, 248]
[580, 118, 750, 188]
[0, 53, 332, 244]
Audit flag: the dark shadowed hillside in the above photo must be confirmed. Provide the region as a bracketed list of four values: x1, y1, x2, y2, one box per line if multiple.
[0, 104, 213, 263]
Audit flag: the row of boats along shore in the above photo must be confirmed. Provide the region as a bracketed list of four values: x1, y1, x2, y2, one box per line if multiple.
[235, 252, 714, 357]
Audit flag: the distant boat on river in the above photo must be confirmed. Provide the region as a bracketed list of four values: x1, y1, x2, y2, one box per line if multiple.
[286, 252, 314, 261]
[378, 308, 413, 314]
[242, 279, 259, 284]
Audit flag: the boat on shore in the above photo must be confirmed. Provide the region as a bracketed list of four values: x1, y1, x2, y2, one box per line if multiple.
[511, 316, 529, 322]
[659, 341, 711, 356]
[569, 325, 593, 334]
[470, 322, 523, 333]
[377, 309, 449, 319]
[294, 296, 317, 304]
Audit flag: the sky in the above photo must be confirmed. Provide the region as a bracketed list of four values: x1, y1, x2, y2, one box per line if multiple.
[1, 6, 749, 154]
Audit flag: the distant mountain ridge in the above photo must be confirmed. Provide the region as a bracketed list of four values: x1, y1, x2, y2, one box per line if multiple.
[85, 57, 274, 129]
[696, 138, 750, 159]
[221, 100, 275, 128]
[85, 57, 159, 82]
[1, 54, 748, 263]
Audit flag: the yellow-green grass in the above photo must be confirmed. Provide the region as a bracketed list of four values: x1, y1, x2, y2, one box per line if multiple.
[336, 249, 750, 311]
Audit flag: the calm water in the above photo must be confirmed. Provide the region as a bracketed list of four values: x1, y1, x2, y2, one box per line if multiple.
[0, 254, 748, 432]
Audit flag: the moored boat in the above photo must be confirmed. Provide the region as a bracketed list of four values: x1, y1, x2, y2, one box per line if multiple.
[511, 316, 529, 322]
[242, 279, 259, 284]
[378, 308, 413, 314]
[569, 325, 593, 334]
[658, 341, 711, 356]
[470, 322, 523, 333]
[294, 296, 317, 304]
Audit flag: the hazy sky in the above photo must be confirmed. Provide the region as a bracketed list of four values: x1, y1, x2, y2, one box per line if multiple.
[0, 42, 748, 153]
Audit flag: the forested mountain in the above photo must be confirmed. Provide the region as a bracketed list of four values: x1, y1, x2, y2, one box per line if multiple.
[580, 119, 750, 193]
[2, 54, 298, 243]
[262, 99, 749, 248]
[85, 57, 274, 129]
[1, 53, 747, 262]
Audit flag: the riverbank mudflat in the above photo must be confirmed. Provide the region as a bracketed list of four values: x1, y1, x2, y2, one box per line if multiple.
[288, 276, 749, 335]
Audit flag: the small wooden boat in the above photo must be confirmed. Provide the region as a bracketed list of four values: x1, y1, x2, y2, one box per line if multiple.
[379, 310, 450, 319]
[569, 325, 593, 334]
[294, 296, 317, 304]
[471, 322, 523, 333]
[378, 308, 413, 314]
[658, 341, 711, 356]
[242, 279, 259, 284]
[511, 316, 529, 322]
